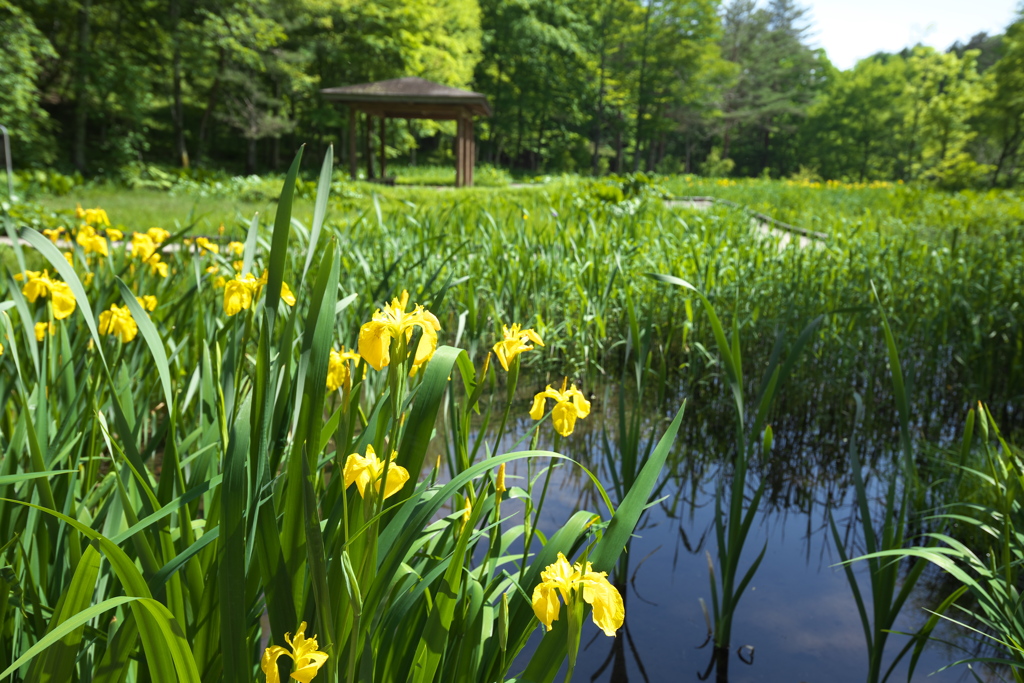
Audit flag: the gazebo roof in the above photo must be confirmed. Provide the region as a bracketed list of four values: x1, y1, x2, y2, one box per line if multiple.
[320, 77, 491, 118]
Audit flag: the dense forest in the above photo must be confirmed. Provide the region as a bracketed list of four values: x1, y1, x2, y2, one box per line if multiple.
[2, 0, 1023, 186]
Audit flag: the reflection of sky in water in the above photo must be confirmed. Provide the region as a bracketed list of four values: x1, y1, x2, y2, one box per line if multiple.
[518, 460, 974, 683]
[434, 388, 1006, 683]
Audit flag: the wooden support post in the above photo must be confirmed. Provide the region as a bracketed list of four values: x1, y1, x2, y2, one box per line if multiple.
[455, 116, 466, 188]
[379, 116, 387, 180]
[454, 118, 462, 187]
[348, 107, 357, 180]
[365, 113, 374, 179]
[466, 117, 475, 188]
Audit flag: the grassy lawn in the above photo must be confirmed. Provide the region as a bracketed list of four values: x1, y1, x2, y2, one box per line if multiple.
[36, 188, 316, 236]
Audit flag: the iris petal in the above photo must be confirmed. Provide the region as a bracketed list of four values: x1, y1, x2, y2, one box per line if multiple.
[529, 393, 548, 421]
[358, 321, 391, 371]
[552, 402, 578, 437]
[531, 583, 562, 631]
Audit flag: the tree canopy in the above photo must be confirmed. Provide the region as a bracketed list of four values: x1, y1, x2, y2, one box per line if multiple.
[3, 0, 1023, 186]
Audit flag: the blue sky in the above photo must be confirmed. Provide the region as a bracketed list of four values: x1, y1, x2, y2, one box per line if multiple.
[800, 0, 1022, 69]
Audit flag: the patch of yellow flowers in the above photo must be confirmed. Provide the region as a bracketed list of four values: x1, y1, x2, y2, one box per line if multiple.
[129, 229, 172, 278]
[75, 204, 110, 227]
[19, 271, 77, 320]
[75, 224, 113, 256]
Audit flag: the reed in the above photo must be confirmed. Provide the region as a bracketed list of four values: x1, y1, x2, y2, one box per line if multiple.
[0, 149, 684, 682]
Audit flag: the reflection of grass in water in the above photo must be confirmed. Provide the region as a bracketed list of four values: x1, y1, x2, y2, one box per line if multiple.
[650, 274, 822, 681]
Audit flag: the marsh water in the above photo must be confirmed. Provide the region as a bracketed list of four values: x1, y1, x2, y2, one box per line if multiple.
[443, 361, 1022, 683]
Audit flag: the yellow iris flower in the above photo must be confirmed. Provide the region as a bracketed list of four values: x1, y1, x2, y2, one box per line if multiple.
[261, 622, 328, 683]
[106, 228, 123, 241]
[50, 282, 76, 319]
[357, 290, 440, 372]
[21, 272, 77, 320]
[98, 304, 138, 343]
[131, 232, 157, 261]
[195, 237, 219, 254]
[493, 323, 544, 371]
[76, 225, 108, 256]
[327, 347, 360, 392]
[21, 271, 49, 302]
[75, 205, 110, 227]
[34, 321, 55, 341]
[145, 253, 168, 278]
[75, 224, 93, 247]
[343, 445, 409, 500]
[147, 227, 170, 244]
[222, 271, 296, 316]
[529, 378, 591, 437]
[228, 240, 245, 255]
[87, 208, 109, 226]
[280, 280, 296, 307]
[532, 552, 624, 637]
[223, 274, 258, 316]
[43, 227, 65, 242]
[136, 295, 158, 312]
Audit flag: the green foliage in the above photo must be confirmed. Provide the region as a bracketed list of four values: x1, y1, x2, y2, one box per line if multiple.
[976, 17, 1024, 186]
[0, 152, 692, 683]
[700, 146, 734, 177]
[4, 0, 1024, 186]
[0, 0, 57, 165]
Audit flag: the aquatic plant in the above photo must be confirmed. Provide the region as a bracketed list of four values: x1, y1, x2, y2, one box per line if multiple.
[652, 273, 821, 680]
[0, 149, 684, 682]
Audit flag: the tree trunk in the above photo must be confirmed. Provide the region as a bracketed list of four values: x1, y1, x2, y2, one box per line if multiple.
[646, 126, 658, 171]
[614, 122, 623, 174]
[534, 112, 547, 172]
[196, 49, 227, 167]
[990, 117, 1022, 187]
[73, 0, 92, 172]
[170, 0, 187, 167]
[762, 125, 771, 174]
[272, 81, 282, 170]
[632, 0, 654, 173]
[246, 138, 257, 174]
[514, 86, 525, 166]
[685, 131, 692, 173]
[592, 38, 607, 176]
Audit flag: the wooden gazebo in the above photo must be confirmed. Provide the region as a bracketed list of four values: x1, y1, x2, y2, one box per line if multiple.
[321, 77, 491, 187]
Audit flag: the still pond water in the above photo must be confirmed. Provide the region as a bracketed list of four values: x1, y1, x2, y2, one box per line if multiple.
[444, 379, 1018, 683]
